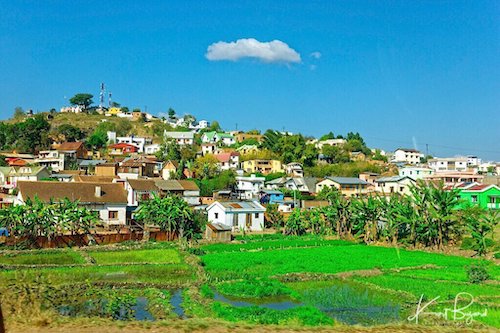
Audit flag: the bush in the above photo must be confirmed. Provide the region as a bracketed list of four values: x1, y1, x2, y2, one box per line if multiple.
[466, 265, 490, 284]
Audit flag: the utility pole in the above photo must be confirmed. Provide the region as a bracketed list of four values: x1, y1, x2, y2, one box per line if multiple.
[426, 143, 429, 157]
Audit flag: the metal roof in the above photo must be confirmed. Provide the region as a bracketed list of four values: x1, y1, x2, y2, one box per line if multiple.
[325, 177, 369, 185]
[216, 201, 265, 212]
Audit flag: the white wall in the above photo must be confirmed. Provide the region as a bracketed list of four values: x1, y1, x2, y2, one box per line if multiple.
[207, 204, 264, 231]
[98, 204, 127, 225]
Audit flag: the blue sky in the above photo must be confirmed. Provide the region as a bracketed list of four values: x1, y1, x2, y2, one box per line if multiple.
[1, 1, 499, 160]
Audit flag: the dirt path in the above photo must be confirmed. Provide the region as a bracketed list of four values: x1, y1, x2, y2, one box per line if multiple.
[6, 322, 496, 333]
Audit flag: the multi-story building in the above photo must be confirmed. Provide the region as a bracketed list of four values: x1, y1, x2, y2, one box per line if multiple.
[235, 174, 266, 200]
[428, 157, 469, 172]
[115, 135, 152, 153]
[163, 131, 194, 146]
[398, 166, 433, 180]
[391, 148, 424, 165]
[241, 159, 283, 175]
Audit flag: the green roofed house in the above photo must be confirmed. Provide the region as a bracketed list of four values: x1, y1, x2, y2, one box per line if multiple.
[458, 184, 500, 210]
[201, 131, 236, 146]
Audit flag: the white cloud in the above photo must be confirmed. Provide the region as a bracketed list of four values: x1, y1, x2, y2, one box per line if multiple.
[310, 51, 321, 59]
[309, 64, 317, 71]
[206, 38, 301, 63]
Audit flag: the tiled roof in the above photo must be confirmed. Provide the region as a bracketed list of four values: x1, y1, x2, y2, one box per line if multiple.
[73, 175, 117, 183]
[128, 179, 158, 191]
[214, 152, 239, 163]
[17, 181, 127, 204]
[55, 142, 85, 151]
[109, 143, 138, 149]
[154, 179, 199, 191]
[464, 184, 498, 192]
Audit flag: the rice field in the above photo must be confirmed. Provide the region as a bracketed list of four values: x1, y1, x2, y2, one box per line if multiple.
[87, 248, 181, 265]
[0, 249, 86, 265]
[1, 237, 498, 330]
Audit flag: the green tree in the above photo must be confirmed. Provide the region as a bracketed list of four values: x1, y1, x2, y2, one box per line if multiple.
[461, 207, 498, 256]
[13, 106, 25, 120]
[156, 139, 181, 162]
[69, 93, 94, 109]
[56, 124, 84, 142]
[135, 194, 201, 240]
[265, 204, 283, 229]
[193, 155, 219, 180]
[87, 130, 108, 150]
[284, 208, 306, 236]
[319, 132, 335, 141]
[168, 108, 176, 119]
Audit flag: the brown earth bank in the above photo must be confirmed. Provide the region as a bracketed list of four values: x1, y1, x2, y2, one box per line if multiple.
[6, 321, 497, 333]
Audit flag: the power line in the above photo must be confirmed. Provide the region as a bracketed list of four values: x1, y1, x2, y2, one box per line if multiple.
[363, 135, 500, 155]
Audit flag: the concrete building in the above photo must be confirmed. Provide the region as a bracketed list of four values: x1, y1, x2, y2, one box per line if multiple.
[391, 148, 424, 165]
[206, 201, 266, 231]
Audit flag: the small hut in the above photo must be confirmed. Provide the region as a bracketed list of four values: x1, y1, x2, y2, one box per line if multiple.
[205, 223, 232, 242]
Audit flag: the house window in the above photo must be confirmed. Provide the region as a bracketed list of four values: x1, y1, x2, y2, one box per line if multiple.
[471, 195, 478, 203]
[108, 211, 118, 220]
[254, 213, 259, 218]
[141, 193, 150, 201]
[488, 196, 497, 204]
[214, 212, 219, 219]
[400, 187, 404, 192]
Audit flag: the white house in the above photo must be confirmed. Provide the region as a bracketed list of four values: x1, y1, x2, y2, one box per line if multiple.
[124, 179, 159, 207]
[391, 148, 424, 165]
[201, 143, 218, 156]
[163, 131, 194, 146]
[312, 138, 347, 149]
[398, 166, 433, 180]
[16, 181, 128, 225]
[60, 106, 84, 113]
[0, 166, 51, 189]
[285, 162, 303, 177]
[201, 131, 236, 146]
[189, 120, 209, 132]
[265, 176, 317, 194]
[214, 152, 240, 171]
[116, 135, 153, 153]
[428, 157, 469, 173]
[235, 174, 265, 200]
[206, 201, 265, 231]
[374, 176, 416, 195]
[467, 155, 482, 167]
[36, 150, 66, 172]
[144, 144, 161, 155]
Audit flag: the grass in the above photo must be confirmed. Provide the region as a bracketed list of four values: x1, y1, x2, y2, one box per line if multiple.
[0, 263, 196, 286]
[212, 302, 334, 326]
[397, 265, 500, 282]
[201, 239, 354, 254]
[0, 250, 86, 266]
[201, 244, 487, 280]
[352, 274, 500, 301]
[87, 249, 181, 265]
[217, 278, 297, 299]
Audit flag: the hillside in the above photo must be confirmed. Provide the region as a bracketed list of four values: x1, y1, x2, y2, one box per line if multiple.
[49, 112, 162, 139]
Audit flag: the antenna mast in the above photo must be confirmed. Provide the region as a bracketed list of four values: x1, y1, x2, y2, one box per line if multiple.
[99, 83, 105, 109]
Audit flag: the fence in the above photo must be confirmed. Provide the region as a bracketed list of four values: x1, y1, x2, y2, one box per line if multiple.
[0, 230, 178, 248]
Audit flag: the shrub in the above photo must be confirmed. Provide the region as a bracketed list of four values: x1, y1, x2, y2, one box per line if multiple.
[466, 265, 490, 284]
